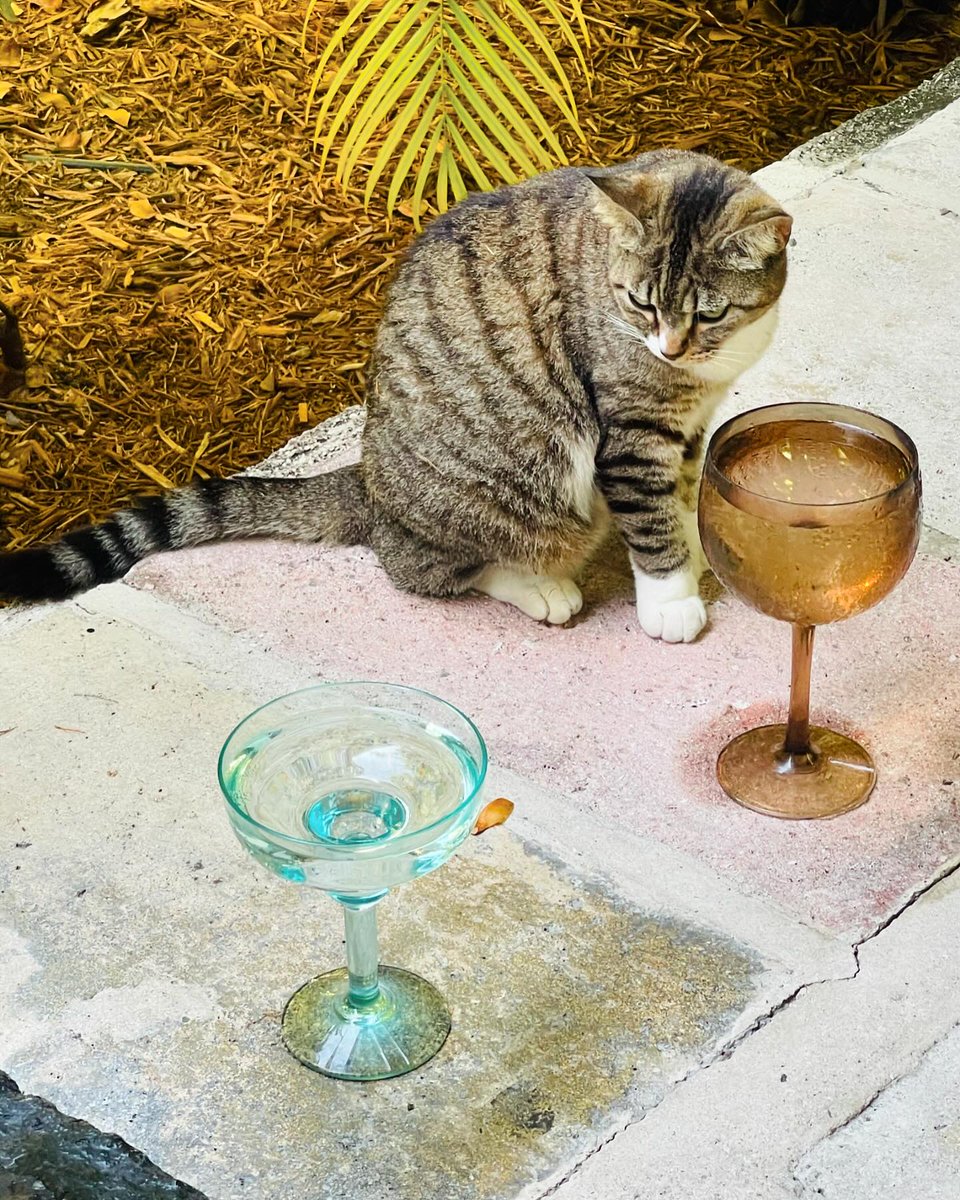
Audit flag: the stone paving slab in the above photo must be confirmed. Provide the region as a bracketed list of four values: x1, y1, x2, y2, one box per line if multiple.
[0, 604, 825, 1200]
[849, 97, 960, 211]
[547, 865, 960, 1200]
[130, 534, 960, 936]
[794, 1019, 960, 1200]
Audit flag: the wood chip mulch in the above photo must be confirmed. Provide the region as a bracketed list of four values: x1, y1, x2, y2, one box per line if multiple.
[1, 0, 958, 548]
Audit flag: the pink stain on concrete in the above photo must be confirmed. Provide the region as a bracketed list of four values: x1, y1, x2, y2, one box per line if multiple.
[132, 539, 960, 935]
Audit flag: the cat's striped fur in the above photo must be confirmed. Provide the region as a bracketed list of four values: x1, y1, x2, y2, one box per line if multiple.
[1, 150, 791, 642]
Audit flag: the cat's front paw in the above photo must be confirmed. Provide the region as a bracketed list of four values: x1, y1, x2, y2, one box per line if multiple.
[638, 594, 707, 643]
[633, 566, 707, 644]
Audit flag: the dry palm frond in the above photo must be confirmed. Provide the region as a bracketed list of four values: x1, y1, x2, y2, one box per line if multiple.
[304, 0, 590, 224]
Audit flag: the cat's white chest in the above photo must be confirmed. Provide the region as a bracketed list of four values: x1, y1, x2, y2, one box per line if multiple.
[685, 305, 780, 387]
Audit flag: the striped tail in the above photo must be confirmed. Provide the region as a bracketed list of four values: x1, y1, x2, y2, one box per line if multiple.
[0, 466, 370, 602]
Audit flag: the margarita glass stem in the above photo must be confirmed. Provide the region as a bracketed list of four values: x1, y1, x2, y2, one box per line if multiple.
[784, 623, 816, 761]
[340, 898, 382, 1008]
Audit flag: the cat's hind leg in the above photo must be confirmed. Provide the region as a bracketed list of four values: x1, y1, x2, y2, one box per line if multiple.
[472, 565, 582, 625]
[370, 517, 484, 599]
[370, 517, 582, 624]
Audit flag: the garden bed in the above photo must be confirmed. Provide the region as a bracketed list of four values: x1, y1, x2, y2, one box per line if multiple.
[1, 0, 958, 547]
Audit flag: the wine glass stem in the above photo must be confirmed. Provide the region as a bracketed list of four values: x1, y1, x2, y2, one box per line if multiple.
[784, 623, 815, 757]
[340, 899, 381, 1008]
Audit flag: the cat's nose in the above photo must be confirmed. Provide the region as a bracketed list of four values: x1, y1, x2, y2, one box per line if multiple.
[658, 328, 688, 360]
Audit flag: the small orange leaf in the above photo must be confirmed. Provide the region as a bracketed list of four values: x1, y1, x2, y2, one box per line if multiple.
[127, 194, 157, 220]
[101, 107, 131, 127]
[472, 797, 514, 835]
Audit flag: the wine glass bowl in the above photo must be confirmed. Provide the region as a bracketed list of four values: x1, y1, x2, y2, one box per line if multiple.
[218, 682, 487, 1080]
[698, 403, 921, 820]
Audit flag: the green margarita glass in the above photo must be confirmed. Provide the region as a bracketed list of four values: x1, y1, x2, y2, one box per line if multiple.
[218, 682, 487, 1081]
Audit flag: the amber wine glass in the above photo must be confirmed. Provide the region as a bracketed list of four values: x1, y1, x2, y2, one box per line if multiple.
[698, 402, 921, 820]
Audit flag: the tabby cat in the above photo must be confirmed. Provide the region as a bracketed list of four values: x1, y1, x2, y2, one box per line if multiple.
[0, 150, 791, 643]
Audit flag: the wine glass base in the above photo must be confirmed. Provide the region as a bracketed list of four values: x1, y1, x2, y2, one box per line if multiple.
[281, 965, 451, 1081]
[717, 724, 876, 820]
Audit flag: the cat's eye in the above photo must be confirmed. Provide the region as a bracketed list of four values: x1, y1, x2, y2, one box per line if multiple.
[697, 304, 729, 323]
[627, 293, 656, 319]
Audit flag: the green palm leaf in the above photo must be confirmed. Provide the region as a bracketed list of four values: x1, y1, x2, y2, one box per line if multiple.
[387, 89, 444, 215]
[448, 3, 566, 161]
[444, 145, 468, 206]
[445, 58, 541, 176]
[446, 92, 520, 187]
[306, 0, 591, 223]
[473, 0, 579, 124]
[445, 121, 493, 194]
[305, 0, 401, 133]
[412, 120, 445, 221]
[314, 0, 435, 163]
[363, 61, 443, 207]
[336, 16, 439, 184]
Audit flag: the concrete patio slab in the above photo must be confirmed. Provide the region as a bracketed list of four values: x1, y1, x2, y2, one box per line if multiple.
[547, 862, 960, 1200]
[0, 604, 830, 1200]
[129, 532, 960, 936]
[795, 1019, 960, 1200]
[3, 67, 960, 1200]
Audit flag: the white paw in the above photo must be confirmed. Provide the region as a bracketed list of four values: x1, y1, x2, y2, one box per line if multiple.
[679, 507, 708, 578]
[632, 565, 707, 644]
[474, 567, 583, 625]
[637, 594, 707, 643]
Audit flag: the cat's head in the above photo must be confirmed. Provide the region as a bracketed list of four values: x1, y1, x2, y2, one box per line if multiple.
[586, 151, 792, 381]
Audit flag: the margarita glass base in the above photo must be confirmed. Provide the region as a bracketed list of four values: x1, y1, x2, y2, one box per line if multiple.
[717, 723, 877, 820]
[281, 965, 452, 1081]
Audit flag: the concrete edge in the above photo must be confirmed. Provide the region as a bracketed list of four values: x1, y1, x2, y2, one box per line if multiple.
[789, 55, 960, 168]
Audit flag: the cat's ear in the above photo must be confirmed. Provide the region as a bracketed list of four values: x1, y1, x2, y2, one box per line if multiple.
[718, 209, 793, 271]
[585, 169, 658, 245]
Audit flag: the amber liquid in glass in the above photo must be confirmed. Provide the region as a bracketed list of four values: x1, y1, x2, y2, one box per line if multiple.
[700, 420, 917, 626]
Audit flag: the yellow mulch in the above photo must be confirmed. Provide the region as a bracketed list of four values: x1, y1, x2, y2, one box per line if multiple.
[1, 0, 958, 547]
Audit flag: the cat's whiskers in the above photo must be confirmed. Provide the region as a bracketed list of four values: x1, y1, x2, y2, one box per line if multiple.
[698, 347, 747, 367]
[604, 312, 647, 343]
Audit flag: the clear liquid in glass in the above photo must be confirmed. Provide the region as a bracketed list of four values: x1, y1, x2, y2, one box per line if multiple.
[223, 708, 480, 896]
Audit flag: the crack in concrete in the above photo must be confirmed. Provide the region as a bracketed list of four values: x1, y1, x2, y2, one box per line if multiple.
[538, 857, 960, 1198]
[850, 854, 960, 976]
[786, 1019, 960, 1196]
[844, 170, 954, 216]
[535, 962, 859, 1198]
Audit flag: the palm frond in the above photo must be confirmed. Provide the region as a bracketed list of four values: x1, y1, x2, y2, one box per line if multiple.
[448, 5, 566, 160]
[386, 89, 443, 215]
[336, 16, 439, 184]
[307, 0, 591, 223]
[363, 61, 442, 206]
